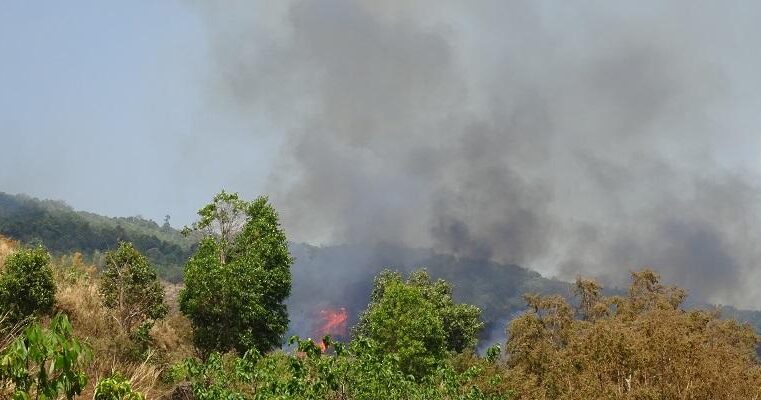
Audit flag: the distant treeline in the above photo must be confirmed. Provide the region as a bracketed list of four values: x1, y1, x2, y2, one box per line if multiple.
[0, 192, 192, 281]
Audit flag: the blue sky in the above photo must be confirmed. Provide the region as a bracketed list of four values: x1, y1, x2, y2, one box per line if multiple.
[0, 1, 278, 226]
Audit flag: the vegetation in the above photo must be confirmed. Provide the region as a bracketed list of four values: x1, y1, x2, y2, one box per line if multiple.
[0, 246, 56, 324]
[503, 271, 761, 399]
[1, 237, 192, 398]
[99, 242, 168, 336]
[3, 192, 761, 399]
[0, 314, 91, 400]
[179, 191, 293, 356]
[353, 269, 483, 378]
[286, 242, 571, 347]
[176, 337, 505, 400]
[94, 374, 145, 400]
[0, 192, 194, 281]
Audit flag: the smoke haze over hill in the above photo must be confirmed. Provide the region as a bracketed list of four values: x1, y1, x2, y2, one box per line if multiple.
[192, 1, 761, 308]
[4, 2, 761, 309]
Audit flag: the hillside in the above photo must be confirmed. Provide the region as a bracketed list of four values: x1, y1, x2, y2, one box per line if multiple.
[3, 237, 761, 399]
[3, 191, 761, 346]
[287, 242, 570, 346]
[0, 192, 194, 281]
[0, 192, 572, 343]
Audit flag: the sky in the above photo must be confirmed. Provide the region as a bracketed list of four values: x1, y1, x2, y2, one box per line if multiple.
[4, 1, 761, 307]
[0, 1, 281, 226]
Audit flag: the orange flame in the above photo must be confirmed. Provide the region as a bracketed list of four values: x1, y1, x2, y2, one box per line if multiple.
[316, 307, 348, 352]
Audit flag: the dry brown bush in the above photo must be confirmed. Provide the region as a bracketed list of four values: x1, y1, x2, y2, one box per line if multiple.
[150, 313, 196, 364]
[504, 269, 761, 400]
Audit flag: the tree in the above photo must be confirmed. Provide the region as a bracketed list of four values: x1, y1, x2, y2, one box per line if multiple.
[99, 242, 167, 336]
[0, 246, 56, 324]
[505, 269, 761, 399]
[354, 270, 483, 378]
[179, 191, 293, 356]
[180, 190, 248, 264]
[356, 269, 483, 353]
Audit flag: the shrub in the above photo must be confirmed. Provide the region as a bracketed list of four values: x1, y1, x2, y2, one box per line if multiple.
[0, 246, 56, 324]
[505, 270, 761, 399]
[354, 269, 483, 378]
[94, 374, 145, 400]
[99, 242, 167, 336]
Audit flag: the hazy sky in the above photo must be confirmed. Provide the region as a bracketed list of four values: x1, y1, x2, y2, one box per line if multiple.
[0, 1, 281, 226]
[4, 1, 761, 307]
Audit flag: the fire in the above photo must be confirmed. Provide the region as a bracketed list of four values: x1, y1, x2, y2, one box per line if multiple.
[315, 307, 348, 352]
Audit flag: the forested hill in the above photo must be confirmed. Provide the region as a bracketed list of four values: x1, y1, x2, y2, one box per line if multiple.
[2, 191, 761, 343]
[286, 242, 571, 345]
[0, 192, 194, 281]
[287, 243, 761, 345]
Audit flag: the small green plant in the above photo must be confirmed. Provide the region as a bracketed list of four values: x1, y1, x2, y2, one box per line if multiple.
[94, 374, 145, 400]
[0, 313, 92, 400]
[485, 344, 501, 363]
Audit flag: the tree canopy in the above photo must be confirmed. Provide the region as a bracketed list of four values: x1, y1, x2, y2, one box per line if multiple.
[504, 269, 761, 399]
[179, 191, 293, 356]
[354, 269, 483, 377]
[99, 242, 167, 335]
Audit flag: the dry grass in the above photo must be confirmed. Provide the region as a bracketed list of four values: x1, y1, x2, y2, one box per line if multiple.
[0, 238, 193, 398]
[0, 312, 24, 353]
[80, 352, 171, 399]
[50, 254, 192, 399]
[162, 282, 184, 314]
[151, 313, 197, 364]
[0, 235, 18, 270]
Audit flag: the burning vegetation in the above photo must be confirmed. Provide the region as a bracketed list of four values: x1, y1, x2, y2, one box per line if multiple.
[315, 307, 348, 351]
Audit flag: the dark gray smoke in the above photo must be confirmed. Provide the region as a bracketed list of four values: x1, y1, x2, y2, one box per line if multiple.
[193, 1, 761, 308]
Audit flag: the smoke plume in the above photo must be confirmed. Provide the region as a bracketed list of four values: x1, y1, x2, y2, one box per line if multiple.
[194, 1, 761, 308]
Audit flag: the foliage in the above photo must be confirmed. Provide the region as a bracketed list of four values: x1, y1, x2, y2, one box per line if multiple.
[94, 374, 145, 400]
[177, 336, 511, 400]
[50, 255, 181, 398]
[181, 190, 248, 264]
[179, 191, 293, 356]
[0, 314, 92, 400]
[0, 192, 194, 282]
[354, 269, 483, 377]
[99, 242, 167, 336]
[6, 193, 761, 399]
[0, 246, 56, 325]
[358, 280, 446, 378]
[505, 270, 761, 399]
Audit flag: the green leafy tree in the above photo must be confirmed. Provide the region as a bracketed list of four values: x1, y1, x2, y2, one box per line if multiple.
[0, 246, 56, 324]
[356, 270, 484, 353]
[0, 314, 92, 400]
[358, 280, 446, 378]
[180, 190, 247, 264]
[99, 242, 167, 336]
[179, 191, 293, 356]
